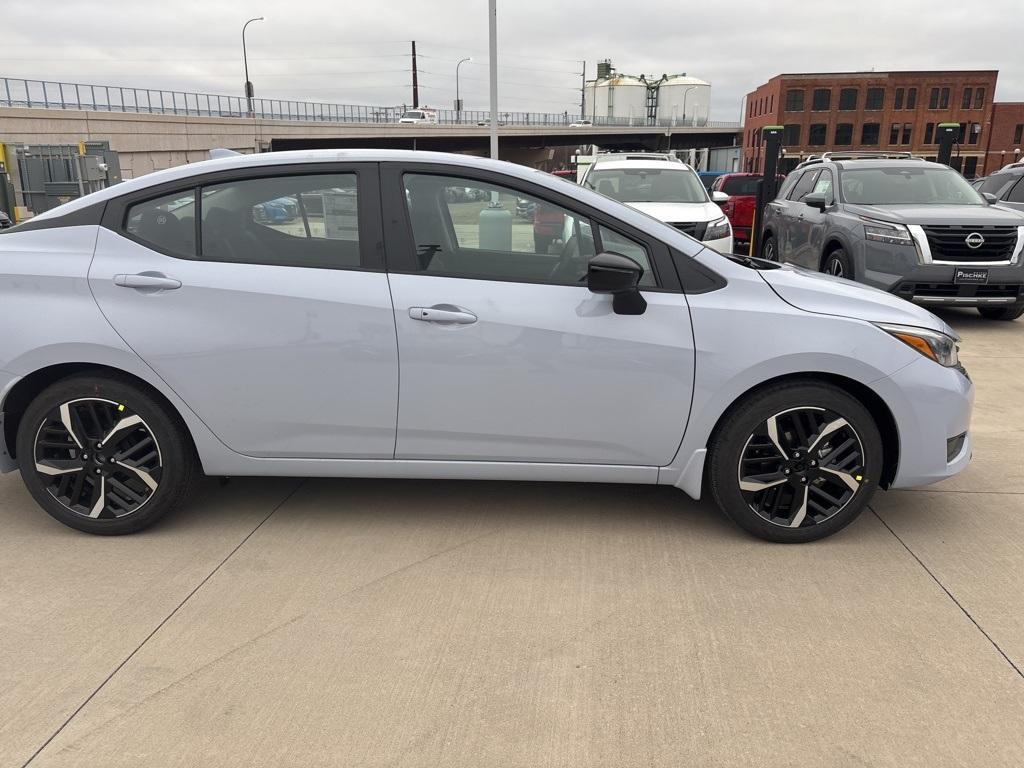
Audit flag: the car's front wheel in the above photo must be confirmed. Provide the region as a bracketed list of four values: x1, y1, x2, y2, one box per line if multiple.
[16, 374, 196, 535]
[708, 381, 883, 543]
[978, 303, 1024, 321]
[761, 233, 779, 262]
[823, 248, 853, 280]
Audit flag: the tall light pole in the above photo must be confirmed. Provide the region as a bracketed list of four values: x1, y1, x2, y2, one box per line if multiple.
[488, 0, 499, 159]
[242, 16, 264, 118]
[455, 57, 471, 123]
[680, 85, 697, 127]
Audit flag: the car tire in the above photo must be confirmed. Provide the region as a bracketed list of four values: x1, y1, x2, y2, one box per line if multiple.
[823, 248, 854, 280]
[707, 381, 883, 543]
[16, 373, 197, 535]
[761, 233, 779, 261]
[977, 303, 1024, 321]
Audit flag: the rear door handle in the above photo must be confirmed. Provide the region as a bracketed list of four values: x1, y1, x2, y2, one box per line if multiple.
[408, 306, 477, 324]
[114, 273, 182, 291]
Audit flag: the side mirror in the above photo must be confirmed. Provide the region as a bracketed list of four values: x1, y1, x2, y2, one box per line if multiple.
[802, 191, 829, 211]
[711, 190, 730, 204]
[983, 192, 998, 204]
[587, 252, 647, 315]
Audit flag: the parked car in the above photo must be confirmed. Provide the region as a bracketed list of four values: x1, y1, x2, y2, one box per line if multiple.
[761, 155, 1024, 320]
[711, 173, 785, 245]
[698, 171, 726, 191]
[569, 119, 593, 128]
[550, 169, 576, 182]
[0, 150, 972, 542]
[0, 210, 12, 229]
[975, 166, 1024, 215]
[581, 154, 733, 253]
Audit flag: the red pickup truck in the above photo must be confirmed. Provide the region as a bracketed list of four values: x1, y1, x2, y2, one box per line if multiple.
[710, 173, 783, 245]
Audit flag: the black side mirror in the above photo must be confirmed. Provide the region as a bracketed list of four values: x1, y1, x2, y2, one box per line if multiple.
[802, 191, 829, 211]
[587, 252, 647, 315]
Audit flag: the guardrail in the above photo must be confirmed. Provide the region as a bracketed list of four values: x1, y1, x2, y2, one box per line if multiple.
[0, 77, 741, 130]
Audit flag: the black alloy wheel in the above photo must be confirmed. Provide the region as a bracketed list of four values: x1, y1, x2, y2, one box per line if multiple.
[761, 233, 779, 262]
[32, 398, 163, 520]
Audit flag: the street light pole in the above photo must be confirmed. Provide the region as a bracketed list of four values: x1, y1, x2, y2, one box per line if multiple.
[488, 0, 499, 159]
[455, 57, 471, 123]
[242, 16, 264, 118]
[680, 85, 697, 127]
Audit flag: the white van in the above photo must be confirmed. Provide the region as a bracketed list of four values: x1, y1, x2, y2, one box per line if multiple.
[398, 109, 438, 124]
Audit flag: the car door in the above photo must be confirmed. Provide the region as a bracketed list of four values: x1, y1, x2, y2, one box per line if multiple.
[793, 167, 834, 269]
[380, 163, 695, 466]
[89, 163, 399, 459]
[780, 169, 821, 266]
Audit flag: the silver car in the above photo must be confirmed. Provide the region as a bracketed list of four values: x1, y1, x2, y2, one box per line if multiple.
[0, 150, 973, 542]
[761, 156, 1024, 321]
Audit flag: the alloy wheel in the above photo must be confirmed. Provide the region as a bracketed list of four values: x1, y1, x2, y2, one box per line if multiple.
[826, 257, 845, 277]
[763, 239, 777, 261]
[33, 398, 163, 520]
[737, 406, 865, 529]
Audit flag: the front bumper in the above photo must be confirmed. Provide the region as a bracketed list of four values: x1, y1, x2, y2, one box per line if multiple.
[872, 356, 974, 488]
[861, 239, 1024, 308]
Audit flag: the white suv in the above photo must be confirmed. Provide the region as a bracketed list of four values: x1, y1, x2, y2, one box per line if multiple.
[582, 155, 733, 253]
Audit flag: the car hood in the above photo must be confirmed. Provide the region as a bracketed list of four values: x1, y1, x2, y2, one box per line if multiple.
[844, 202, 1024, 226]
[757, 261, 953, 335]
[625, 200, 724, 224]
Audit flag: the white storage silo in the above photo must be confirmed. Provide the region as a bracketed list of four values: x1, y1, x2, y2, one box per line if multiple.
[655, 75, 711, 125]
[584, 75, 649, 124]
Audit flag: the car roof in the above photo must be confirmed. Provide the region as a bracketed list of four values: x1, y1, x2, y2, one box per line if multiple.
[589, 159, 696, 172]
[27, 149, 563, 221]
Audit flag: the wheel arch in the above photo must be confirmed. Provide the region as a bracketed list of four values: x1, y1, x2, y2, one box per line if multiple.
[704, 371, 899, 490]
[2, 363, 199, 465]
[819, 235, 852, 273]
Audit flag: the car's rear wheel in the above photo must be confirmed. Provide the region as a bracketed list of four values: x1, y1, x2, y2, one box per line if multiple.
[823, 248, 853, 279]
[16, 374, 196, 535]
[708, 382, 883, 543]
[978, 303, 1024, 321]
[761, 233, 779, 262]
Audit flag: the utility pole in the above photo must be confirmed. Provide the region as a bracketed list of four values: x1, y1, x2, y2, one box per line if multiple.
[241, 16, 264, 118]
[580, 60, 586, 120]
[488, 0, 498, 159]
[411, 40, 419, 108]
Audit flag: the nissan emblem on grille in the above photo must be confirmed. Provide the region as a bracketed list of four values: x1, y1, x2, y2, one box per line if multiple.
[965, 232, 985, 249]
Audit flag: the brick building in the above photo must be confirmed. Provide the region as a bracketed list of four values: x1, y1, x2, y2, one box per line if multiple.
[742, 70, 1013, 178]
[984, 102, 1024, 171]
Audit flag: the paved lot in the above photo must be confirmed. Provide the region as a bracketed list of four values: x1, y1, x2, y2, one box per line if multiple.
[2, 308, 1023, 767]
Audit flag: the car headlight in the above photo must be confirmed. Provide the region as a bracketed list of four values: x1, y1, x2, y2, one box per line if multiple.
[861, 217, 914, 246]
[703, 216, 731, 242]
[876, 323, 960, 367]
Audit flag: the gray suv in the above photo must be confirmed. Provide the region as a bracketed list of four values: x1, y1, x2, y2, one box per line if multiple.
[761, 154, 1024, 320]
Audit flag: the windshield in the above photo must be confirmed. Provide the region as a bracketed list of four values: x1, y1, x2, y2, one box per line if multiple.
[840, 167, 986, 206]
[403, 111, 425, 119]
[586, 168, 709, 204]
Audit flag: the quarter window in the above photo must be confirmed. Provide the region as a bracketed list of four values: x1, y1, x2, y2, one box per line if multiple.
[402, 173, 606, 286]
[199, 174, 361, 269]
[125, 190, 198, 258]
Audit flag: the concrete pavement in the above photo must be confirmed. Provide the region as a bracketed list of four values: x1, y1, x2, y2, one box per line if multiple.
[2, 308, 1023, 767]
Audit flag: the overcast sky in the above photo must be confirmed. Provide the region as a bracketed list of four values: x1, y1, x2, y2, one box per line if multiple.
[3, 1, 1021, 121]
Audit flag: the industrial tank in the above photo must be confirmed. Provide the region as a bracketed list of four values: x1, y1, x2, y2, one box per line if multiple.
[655, 75, 711, 125]
[584, 75, 648, 123]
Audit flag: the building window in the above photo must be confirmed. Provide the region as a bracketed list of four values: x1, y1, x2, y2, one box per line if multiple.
[968, 123, 980, 145]
[861, 123, 880, 145]
[961, 88, 973, 110]
[784, 89, 804, 112]
[808, 123, 827, 146]
[924, 123, 935, 144]
[929, 88, 939, 109]
[1014, 124, 1023, 144]
[902, 123, 912, 145]
[865, 88, 884, 111]
[889, 123, 900, 145]
[940, 87, 950, 109]
[975, 88, 985, 109]
[906, 88, 917, 109]
[963, 157, 978, 178]
[835, 123, 853, 145]
[839, 88, 858, 111]
[783, 124, 801, 146]
[894, 88, 904, 110]
[812, 88, 831, 111]
[770, 94, 774, 113]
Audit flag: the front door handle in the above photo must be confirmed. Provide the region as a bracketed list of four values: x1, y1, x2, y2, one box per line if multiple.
[409, 306, 478, 324]
[114, 273, 182, 291]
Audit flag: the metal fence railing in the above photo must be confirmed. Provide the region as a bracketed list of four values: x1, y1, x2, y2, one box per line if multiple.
[0, 77, 740, 130]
